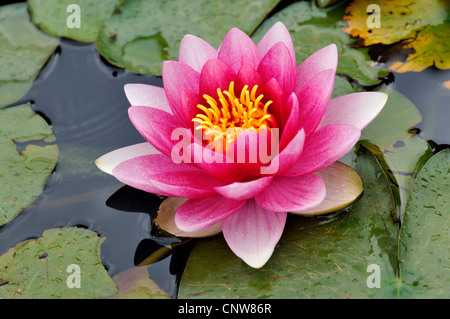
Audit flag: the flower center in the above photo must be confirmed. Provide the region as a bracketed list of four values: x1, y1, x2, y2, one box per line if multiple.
[192, 81, 275, 145]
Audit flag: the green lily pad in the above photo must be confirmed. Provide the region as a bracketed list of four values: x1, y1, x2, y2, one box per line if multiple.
[251, 1, 389, 86]
[0, 227, 117, 299]
[28, 0, 121, 42]
[398, 149, 450, 298]
[0, 3, 59, 108]
[360, 87, 433, 219]
[96, 0, 281, 75]
[178, 148, 399, 298]
[109, 267, 171, 299]
[0, 103, 58, 226]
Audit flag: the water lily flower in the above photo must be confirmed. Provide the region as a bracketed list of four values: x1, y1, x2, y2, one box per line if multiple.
[96, 22, 387, 268]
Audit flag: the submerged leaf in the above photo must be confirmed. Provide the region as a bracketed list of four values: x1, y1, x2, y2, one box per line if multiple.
[96, 0, 281, 75]
[0, 228, 117, 299]
[0, 103, 58, 226]
[343, 0, 450, 72]
[0, 3, 59, 108]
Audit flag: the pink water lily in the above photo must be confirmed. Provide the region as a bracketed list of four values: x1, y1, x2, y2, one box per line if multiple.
[96, 22, 387, 268]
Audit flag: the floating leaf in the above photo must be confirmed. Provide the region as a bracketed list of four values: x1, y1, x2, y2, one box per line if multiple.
[28, 0, 121, 42]
[0, 227, 117, 299]
[178, 149, 399, 298]
[398, 149, 450, 298]
[96, 0, 281, 75]
[343, 0, 450, 72]
[0, 3, 59, 108]
[360, 87, 433, 219]
[0, 103, 58, 226]
[109, 267, 171, 299]
[252, 1, 389, 86]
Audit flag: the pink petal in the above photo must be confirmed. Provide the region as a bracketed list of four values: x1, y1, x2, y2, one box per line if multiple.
[214, 176, 273, 200]
[181, 90, 200, 128]
[187, 142, 250, 183]
[128, 106, 186, 156]
[199, 58, 236, 101]
[175, 195, 245, 232]
[95, 142, 160, 175]
[257, 22, 296, 68]
[112, 154, 224, 198]
[222, 199, 287, 268]
[295, 44, 337, 94]
[262, 128, 305, 176]
[279, 92, 301, 150]
[179, 34, 218, 73]
[297, 69, 336, 137]
[234, 65, 264, 96]
[317, 92, 388, 131]
[124, 84, 172, 114]
[284, 124, 361, 176]
[257, 42, 296, 96]
[218, 28, 261, 73]
[255, 174, 326, 212]
[162, 61, 200, 120]
[263, 78, 284, 126]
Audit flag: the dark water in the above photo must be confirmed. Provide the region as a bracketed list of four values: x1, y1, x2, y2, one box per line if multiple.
[0, 30, 449, 298]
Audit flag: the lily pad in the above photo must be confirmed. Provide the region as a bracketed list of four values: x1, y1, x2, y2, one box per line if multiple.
[252, 1, 389, 86]
[0, 3, 59, 108]
[178, 148, 399, 298]
[360, 87, 433, 219]
[0, 103, 58, 226]
[343, 0, 450, 73]
[28, 0, 121, 42]
[96, 0, 281, 75]
[398, 149, 450, 298]
[0, 227, 117, 299]
[109, 267, 171, 299]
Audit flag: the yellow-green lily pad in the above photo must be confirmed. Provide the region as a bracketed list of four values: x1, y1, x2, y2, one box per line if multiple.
[0, 227, 117, 299]
[0, 103, 58, 226]
[0, 3, 59, 108]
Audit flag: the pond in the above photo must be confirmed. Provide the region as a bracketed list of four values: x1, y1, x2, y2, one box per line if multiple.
[0, 0, 448, 299]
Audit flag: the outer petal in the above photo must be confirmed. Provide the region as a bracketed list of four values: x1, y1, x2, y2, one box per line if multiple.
[295, 44, 337, 94]
[296, 69, 336, 137]
[257, 22, 296, 68]
[95, 142, 160, 175]
[255, 174, 326, 212]
[162, 61, 200, 120]
[257, 41, 296, 96]
[124, 84, 172, 114]
[222, 199, 287, 268]
[284, 124, 361, 176]
[175, 195, 246, 232]
[292, 161, 363, 215]
[179, 34, 218, 73]
[155, 197, 222, 238]
[214, 176, 273, 200]
[218, 28, 261, 73]
[128, 106, 186, 156]
[317, 92, 388, 131]
[112, 154, 224, 198]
